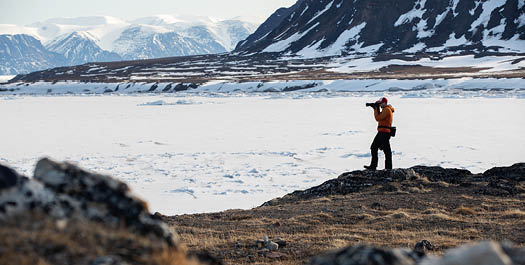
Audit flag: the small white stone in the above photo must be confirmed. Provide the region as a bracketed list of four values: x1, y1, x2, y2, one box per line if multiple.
[267, 241, 279, 251]
[55, 219, 67, 230]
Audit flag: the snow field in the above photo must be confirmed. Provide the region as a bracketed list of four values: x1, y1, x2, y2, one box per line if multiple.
[0, 94, 524, 215]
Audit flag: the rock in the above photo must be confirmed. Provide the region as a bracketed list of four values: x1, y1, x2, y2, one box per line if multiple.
[309, 245, 420, 265]
[410, 166, 472, 184]
[478, 177, 520, 196]
[162, 83, 172, 92]
[267, 241, 279, 251]
[90, 256, 128, 265]
[501, 242, 525, 265]
[370, 202, 384, 210]
[173, 83, 198, 91]
[483, 163, 525, 182]
[420, 241, 513, 265]
[147, 83, 158, 92]
[0, 173, 60, 217]
[0, 158, 175, 245]
[262, 163, 525, 207]
[414, 240, 435, 255]
[275, 238, 287, 247]
[0, 164, 20, 190]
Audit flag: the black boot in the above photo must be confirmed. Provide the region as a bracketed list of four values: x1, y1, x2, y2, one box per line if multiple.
[364, 165, 376, 171]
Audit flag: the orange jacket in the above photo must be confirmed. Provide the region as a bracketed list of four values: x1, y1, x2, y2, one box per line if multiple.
[374, 105, 394, 133]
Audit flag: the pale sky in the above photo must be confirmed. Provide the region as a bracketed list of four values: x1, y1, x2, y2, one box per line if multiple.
[0, 0, 297, 25]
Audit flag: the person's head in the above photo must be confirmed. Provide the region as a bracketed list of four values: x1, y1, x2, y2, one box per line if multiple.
[376, 97, 388, 108]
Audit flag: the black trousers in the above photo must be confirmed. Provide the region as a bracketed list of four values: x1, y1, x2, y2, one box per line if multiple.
[369, 132, 392, 169]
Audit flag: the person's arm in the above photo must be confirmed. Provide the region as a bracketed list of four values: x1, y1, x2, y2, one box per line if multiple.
[374, 107, 390, 121]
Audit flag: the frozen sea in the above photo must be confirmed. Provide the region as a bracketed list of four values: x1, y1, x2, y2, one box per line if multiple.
[1, 92, 524, 215]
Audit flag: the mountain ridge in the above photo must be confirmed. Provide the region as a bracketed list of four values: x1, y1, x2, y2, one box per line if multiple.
[0, 15, 258, 74]
[234, 0, 525, 57]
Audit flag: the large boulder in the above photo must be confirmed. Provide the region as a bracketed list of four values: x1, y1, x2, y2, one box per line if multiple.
[0, 164, 20, 189]
[309, 245, 421, 265]
[420, 241, 514, 265]
[483, 163, 525, 182]
[309, 241, 524, 265]
[0, 158, 175, 245]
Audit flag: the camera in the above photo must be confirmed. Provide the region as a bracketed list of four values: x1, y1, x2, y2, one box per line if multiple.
[365, 102, 380, 108]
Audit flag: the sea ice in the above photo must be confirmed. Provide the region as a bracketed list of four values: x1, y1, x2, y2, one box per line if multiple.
[0, 94, 523, 215]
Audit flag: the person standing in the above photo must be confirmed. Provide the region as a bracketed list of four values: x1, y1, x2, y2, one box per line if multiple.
[365, 97, 395, 170]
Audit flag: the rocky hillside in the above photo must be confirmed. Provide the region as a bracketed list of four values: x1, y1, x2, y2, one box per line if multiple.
[235, 0, 525, 56]
[169, 163, 525, 264]
[264, 163, 525, 206]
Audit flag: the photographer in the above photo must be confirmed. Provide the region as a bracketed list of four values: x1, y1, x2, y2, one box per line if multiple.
[364, 97, 395, 170]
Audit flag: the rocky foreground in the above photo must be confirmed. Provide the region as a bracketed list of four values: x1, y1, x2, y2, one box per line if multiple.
[1, 159, 524, 265]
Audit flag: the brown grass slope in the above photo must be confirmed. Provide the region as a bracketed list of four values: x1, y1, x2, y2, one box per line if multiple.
[0, 213, 192, 265]
[166, 164, 525, 265]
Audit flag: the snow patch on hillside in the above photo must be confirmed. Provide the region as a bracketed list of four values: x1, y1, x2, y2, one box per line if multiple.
[296, 22, 367, 57]
[394, 0, 428, 26]
[470, 0, 506, 32]
[0, 75, 15, 83]
[263, 22, 320, 53]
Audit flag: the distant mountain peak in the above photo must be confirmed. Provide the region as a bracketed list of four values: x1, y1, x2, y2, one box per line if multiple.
[0, 15, 259, 74]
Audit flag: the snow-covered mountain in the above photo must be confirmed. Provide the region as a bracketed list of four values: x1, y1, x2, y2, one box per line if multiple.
[235, 0, 525, 57]
[0, 15, 258, 74]
[45, 31, 122, 65]
[112, 25, 226, 60]
[0, 34, 66, 75]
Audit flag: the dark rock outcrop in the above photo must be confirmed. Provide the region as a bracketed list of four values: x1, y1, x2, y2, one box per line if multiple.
[483, 163, 525, 182]
[478, 162, 525, 196]
[414, 240, 435, 256]
[0, 158, 175, 245]
[0, 164, 20, 189]
[263, 163, 525, 206]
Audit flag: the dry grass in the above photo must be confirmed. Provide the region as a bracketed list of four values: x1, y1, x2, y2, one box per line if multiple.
[0, 213, 188, 265]
[167, 179, 525, 264]
[455, 206, 479, 216]
[387, 211, 411, 219]
[501, 209, 525, 219]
